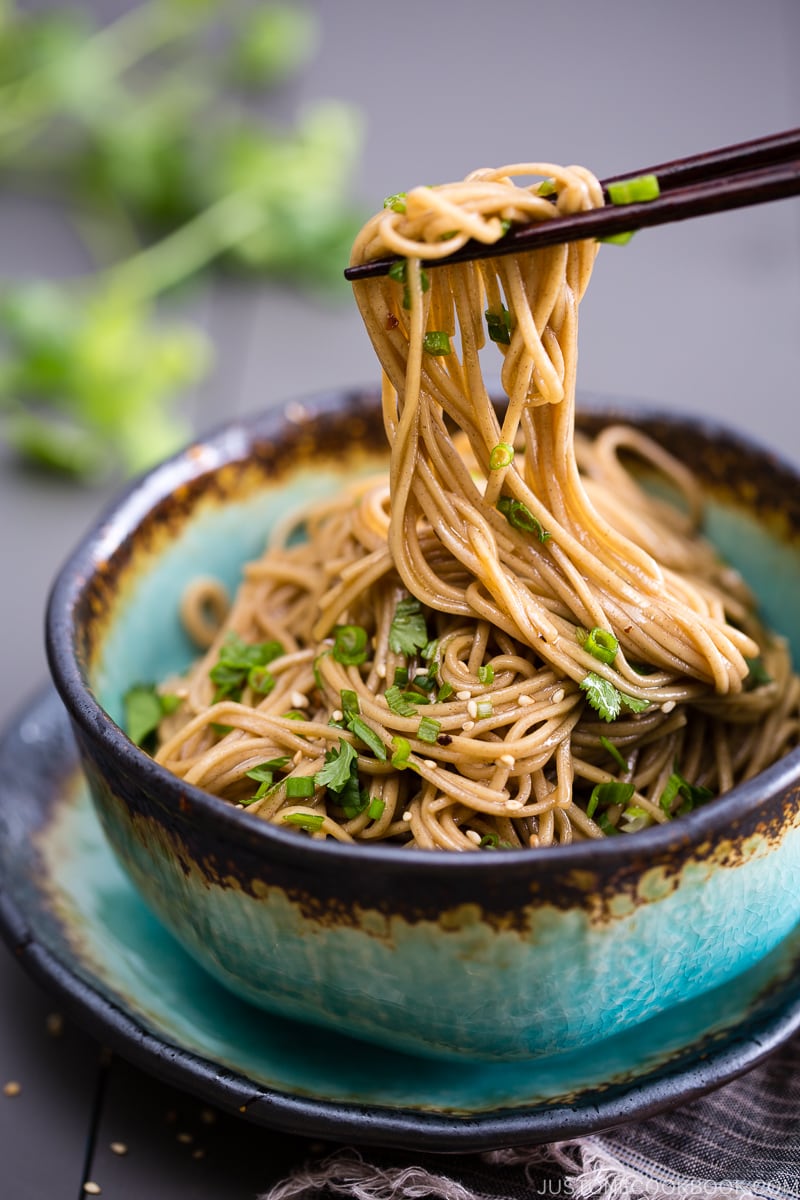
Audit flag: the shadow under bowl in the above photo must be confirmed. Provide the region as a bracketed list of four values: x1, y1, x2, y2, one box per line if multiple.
[45, 389, 800, 1062]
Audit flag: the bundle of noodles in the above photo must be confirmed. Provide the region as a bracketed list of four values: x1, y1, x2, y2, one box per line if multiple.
[149, 161, 800, 849]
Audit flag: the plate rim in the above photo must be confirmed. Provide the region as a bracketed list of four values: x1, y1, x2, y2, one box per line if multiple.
[3, 686, 800, 1153]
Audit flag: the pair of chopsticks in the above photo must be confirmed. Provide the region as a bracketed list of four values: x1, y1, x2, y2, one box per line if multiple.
[344, 128, 800, 282]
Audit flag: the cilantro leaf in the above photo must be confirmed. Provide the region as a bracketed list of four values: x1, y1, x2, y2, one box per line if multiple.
[124, 684, 180, 748]
[586, 781, 635, 819]
[209, 633, 284, 701]
[388, 598, 429, 657]
[315, 738, 358, 793]
[579, 672, 650, 722]
[659, 763, 714, 817]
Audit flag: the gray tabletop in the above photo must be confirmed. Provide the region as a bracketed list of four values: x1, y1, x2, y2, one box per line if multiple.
[1, 2, 799, 1196]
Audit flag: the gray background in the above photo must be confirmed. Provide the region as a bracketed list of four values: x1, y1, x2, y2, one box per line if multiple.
[0, 2, 798, 1196]
[2, 0, 799, 732]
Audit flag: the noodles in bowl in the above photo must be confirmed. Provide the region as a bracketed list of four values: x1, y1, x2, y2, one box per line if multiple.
[142, 162, 798, 850]
[46, 158, 800, 1061]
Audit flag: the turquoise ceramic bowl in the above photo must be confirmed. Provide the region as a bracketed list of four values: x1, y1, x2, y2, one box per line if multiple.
[46, 390, 800, 1062]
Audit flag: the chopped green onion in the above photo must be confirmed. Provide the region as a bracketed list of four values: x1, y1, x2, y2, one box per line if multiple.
[477, 664, 495, 685]
[598, 231, 636, 246]
[437, 682, 454, 702]
[586, 781, 635, 819]
[282, 812, 325, 831]
[422, 639, 439, 662]
[393, 666, 409, 686]
[479, 832, 500, 848]
[581, 626, 619, 665]
[332, 624, 369, 666]
[285, 776, 315, 799]
[537, 178, 556, 196]
[597, 812, 621, 836]
[497, 495, 550, 542]
[488, 441, 514, 469]
[387, 258, 429, 307]
[246, 756, 291, 801]
[246, 758, 291, 781]
[417, 716, 441, 743]
[312, 652, 328, 690]
[340, 688, 360, 717]
[384, 192, 407, 213]
[475, 700, 493, 720]
[410, 671, 436, 692]
[599, 735, 627, 774]
[385, 686, 423, 717]
[607, 174, 660, 205]
[346, 715, 387, 760]
[622, 805, 650, 821]
[422, 330, 452, 356]
[247, 665, 277, 694]
[744, 656, 772, 689]
[282, 710, 306, 721]
[367, 797, 386, 821]
[341, 786, 369, 820]
[391, 736, 413, 769]
[485, 308, 513, 346]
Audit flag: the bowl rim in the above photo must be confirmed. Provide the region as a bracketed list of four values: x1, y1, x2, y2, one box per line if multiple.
[45, 387, 800, 876]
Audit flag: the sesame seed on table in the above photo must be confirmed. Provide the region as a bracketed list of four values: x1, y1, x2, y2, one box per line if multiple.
[1, 2, 799, 1197]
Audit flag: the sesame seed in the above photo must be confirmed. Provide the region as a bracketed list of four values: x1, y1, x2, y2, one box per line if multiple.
[402, 811, 413, 822]
[518, 694, 533, 706]
[83, 1185, 101, 1196]
[499, 754, 515, 767]
[465, 830, 481, 845]
[110, 1142, 128, 1157]
[461, 720, 475, 731]
[3, 1081, 21, 1098]
[375, 663, 387, 679]
[423, 759, 436, 769]
[292, 749, 303, 765]
[505, 799, 524, 811]
[529, 834, 540, 848]
[331, 709, 343, 721]
[661, 700, 676, 713]
[456, 690, 472, 701]
[290, 691, 309, 709]
[552, 689, 565, 703]
[285, 401, 309, 424]
[467, 700, 478, 718]
[45, 1012, 64, 1037]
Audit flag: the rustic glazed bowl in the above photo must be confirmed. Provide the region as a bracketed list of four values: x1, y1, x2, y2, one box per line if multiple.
[46, 389, 800, 1062]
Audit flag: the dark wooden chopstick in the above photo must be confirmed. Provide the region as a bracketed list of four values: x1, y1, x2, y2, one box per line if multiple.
[344, 128, 800, 282]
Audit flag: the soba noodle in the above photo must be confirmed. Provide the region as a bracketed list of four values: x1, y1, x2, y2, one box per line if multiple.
[147, 161, 800, 850]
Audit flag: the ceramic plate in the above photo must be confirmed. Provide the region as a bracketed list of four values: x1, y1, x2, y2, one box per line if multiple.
[3, 688, 800, 1152]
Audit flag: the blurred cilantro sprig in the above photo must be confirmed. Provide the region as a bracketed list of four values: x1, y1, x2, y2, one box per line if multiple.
[0, 0, 364, 481]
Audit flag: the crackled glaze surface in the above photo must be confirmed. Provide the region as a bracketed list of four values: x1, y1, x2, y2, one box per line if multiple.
[46, 394, 800, 1062]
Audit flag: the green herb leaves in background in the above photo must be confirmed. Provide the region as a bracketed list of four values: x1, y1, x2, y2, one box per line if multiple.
[0, 0, 364, 481]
